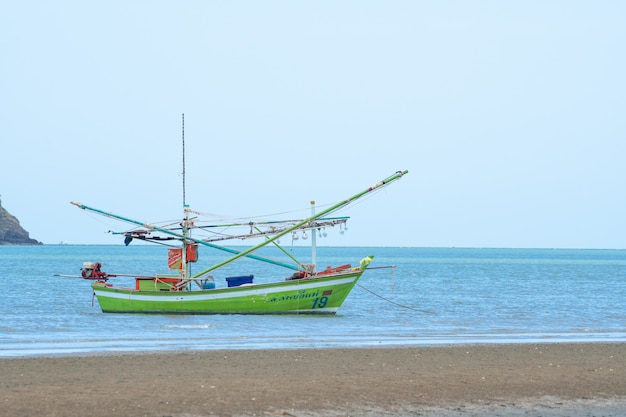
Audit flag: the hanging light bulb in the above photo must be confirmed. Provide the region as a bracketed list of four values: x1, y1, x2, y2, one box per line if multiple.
[302, 231, 308, 240]
[323, 227, 327, 238]
[292, 231, 299, 240]
[339, 224, 344, 235]
[318, 228, 322, 238]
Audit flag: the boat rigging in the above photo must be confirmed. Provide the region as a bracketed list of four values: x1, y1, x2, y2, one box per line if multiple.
[59, 116, 409, 314]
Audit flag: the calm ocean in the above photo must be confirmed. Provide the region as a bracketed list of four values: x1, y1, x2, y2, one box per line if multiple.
[1, 245, 625, 357]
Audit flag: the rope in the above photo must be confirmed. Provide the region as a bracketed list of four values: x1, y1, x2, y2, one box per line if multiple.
[356, 283, 435, 315]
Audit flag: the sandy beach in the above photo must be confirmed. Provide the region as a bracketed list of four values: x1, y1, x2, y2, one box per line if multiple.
[1, 343, 625, 416]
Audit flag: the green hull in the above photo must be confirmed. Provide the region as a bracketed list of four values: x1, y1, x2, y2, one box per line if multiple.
[92, 270, 364, 314]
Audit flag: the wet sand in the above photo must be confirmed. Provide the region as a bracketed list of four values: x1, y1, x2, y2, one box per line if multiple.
[1, 343, 625, 416]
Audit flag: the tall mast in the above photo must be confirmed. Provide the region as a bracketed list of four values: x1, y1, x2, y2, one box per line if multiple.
[181, 113, 189, 279]
[182, 113, 186, 209]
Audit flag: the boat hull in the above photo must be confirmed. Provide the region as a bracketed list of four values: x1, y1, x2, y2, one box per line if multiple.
[91, 270, 364, 314]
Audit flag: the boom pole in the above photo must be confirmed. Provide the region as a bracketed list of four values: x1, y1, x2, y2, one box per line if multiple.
[189, 170, 408, 278]
[69, 202, 301, 270]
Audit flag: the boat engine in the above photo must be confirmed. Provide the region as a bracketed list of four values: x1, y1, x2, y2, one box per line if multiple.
[81, 262, 107, 280]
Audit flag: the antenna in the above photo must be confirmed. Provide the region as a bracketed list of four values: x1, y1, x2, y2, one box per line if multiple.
[182, 113, 186, 208]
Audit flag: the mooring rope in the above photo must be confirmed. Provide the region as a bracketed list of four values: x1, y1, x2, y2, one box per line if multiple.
[356, 283, 435, 315]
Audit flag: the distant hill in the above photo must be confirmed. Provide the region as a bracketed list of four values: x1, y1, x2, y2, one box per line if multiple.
[0, 200, 42, 245]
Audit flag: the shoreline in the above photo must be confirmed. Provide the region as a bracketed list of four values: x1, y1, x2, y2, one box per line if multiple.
[4, 336, 626, 359]
[2, 343, 625, 416]
[3, 338, 626, 359]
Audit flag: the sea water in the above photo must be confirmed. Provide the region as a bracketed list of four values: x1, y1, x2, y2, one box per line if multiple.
[1, 245, 625, 357]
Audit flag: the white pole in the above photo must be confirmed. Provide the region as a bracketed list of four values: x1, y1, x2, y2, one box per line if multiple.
[310, 200, 316, 270]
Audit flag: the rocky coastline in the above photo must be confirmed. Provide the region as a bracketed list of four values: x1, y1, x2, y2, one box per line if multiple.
[0, 200, 41, 245]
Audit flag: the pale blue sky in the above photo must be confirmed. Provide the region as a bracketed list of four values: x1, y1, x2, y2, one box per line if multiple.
[1, 1, 625, 248]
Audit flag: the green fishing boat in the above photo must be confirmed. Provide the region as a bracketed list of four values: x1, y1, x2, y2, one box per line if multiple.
[58, 119, 407, 314]
[63, 169, 406, 314]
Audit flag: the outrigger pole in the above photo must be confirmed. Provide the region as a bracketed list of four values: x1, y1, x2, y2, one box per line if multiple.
[187, 169, 409, 280]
